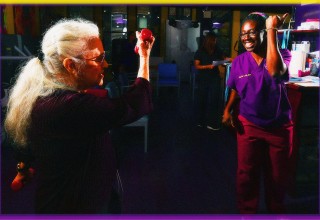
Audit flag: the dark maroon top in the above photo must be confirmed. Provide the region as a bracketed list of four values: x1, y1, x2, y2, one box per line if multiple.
[28, 78, 152, 213]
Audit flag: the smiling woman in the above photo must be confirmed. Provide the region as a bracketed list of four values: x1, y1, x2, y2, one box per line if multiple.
[4, 17, 154, 214]
[239, 29, 265, 40]
[223, 12, 293, 214]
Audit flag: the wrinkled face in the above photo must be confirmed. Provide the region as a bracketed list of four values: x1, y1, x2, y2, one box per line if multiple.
[240, 20, 265, 53]
[76, 37, 108, 90]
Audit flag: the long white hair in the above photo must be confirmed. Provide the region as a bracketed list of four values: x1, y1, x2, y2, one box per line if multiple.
[4, 18, 100, 147]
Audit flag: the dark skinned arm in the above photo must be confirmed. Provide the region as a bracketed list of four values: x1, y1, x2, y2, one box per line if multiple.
[222, 89, 239, 127]
[265, 13, 289, 77]
[194, 59, 214, 70]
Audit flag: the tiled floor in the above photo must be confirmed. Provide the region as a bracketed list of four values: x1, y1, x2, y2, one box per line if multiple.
[1, 82, 318, 214]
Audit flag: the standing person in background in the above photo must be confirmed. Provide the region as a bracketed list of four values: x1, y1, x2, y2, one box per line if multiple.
[222, 12, 292, 213]
[194, 32, 230, 130]
[4, 18, 154, 214]
[114, 31, 140, 95]
[120, 31, 139, 74]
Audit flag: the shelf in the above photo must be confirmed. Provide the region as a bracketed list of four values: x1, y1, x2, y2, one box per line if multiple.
[278, 29, 319, 34]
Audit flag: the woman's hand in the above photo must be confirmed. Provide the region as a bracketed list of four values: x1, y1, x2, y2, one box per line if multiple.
[222, 110, 234, 127]
[136, 30, 155, 81]
[266, 13, 289, 29]
[135, 31, 155, 58]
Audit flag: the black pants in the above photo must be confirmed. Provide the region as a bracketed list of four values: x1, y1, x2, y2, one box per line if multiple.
[196, 75, 221, 127]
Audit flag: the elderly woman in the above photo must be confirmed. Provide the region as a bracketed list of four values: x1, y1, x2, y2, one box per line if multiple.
[5, 18, 154, 213]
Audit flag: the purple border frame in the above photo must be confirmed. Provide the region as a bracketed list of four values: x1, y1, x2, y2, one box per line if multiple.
[0, 214, 320, 220]
[0, 4, 319, 220]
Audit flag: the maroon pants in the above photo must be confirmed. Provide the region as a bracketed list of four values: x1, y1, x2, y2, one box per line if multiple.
[236, 115, 293, 214]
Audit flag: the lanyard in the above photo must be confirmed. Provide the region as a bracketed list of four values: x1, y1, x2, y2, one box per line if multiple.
[281, 30, 291, 49]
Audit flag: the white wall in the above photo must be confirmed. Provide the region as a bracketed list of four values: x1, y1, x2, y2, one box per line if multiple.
[166, 20, 200, 83]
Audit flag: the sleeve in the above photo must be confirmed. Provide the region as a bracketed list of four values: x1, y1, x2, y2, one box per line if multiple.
[32, 78, 153, 137]
[226, 60, 237, 90]
[81, 77, 153, 130]
[280, 49, 291, 68]
[119, 77, 153, 124]
[280, 49, 291, 82]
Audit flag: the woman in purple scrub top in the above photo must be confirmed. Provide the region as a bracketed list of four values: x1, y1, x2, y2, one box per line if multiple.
[222, 12, 292, 214]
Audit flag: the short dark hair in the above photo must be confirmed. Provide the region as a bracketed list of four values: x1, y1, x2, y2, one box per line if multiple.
[202, 31, 218, 55]
[242, 12, 268, 31]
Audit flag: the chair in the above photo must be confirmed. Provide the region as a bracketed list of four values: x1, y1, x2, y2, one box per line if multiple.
[123, 114, 149, 153]
[156, 63, 180, 96]
[116, 72, 149, 153]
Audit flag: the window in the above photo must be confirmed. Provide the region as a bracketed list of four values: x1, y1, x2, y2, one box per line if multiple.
[102, 6, 128, 65]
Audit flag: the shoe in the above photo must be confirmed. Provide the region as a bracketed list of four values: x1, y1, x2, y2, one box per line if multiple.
[207, 126, 221, 131]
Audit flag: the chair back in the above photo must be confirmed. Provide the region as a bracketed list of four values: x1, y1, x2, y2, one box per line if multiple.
[158, 63, 178, 80]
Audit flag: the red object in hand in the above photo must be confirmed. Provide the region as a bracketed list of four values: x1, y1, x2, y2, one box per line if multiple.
[140, 28, 153, 42]
[11, 180, 23, 192]
[134, 28, 153, 54]
[11, 168, 35, 192]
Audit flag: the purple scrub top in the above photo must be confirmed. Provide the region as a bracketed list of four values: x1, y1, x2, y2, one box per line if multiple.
[227, 49, 292, 127]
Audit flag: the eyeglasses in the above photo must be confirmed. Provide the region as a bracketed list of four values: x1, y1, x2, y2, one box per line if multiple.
[83, 51, 106, 65]
[239, 30, 264, 39]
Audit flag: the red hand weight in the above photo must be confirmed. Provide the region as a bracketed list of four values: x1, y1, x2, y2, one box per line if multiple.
[140, 28, 153, 41]
[134, 28, 153, 54]
[10, 168, 35, 192]
[11, 180, 23, 192]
